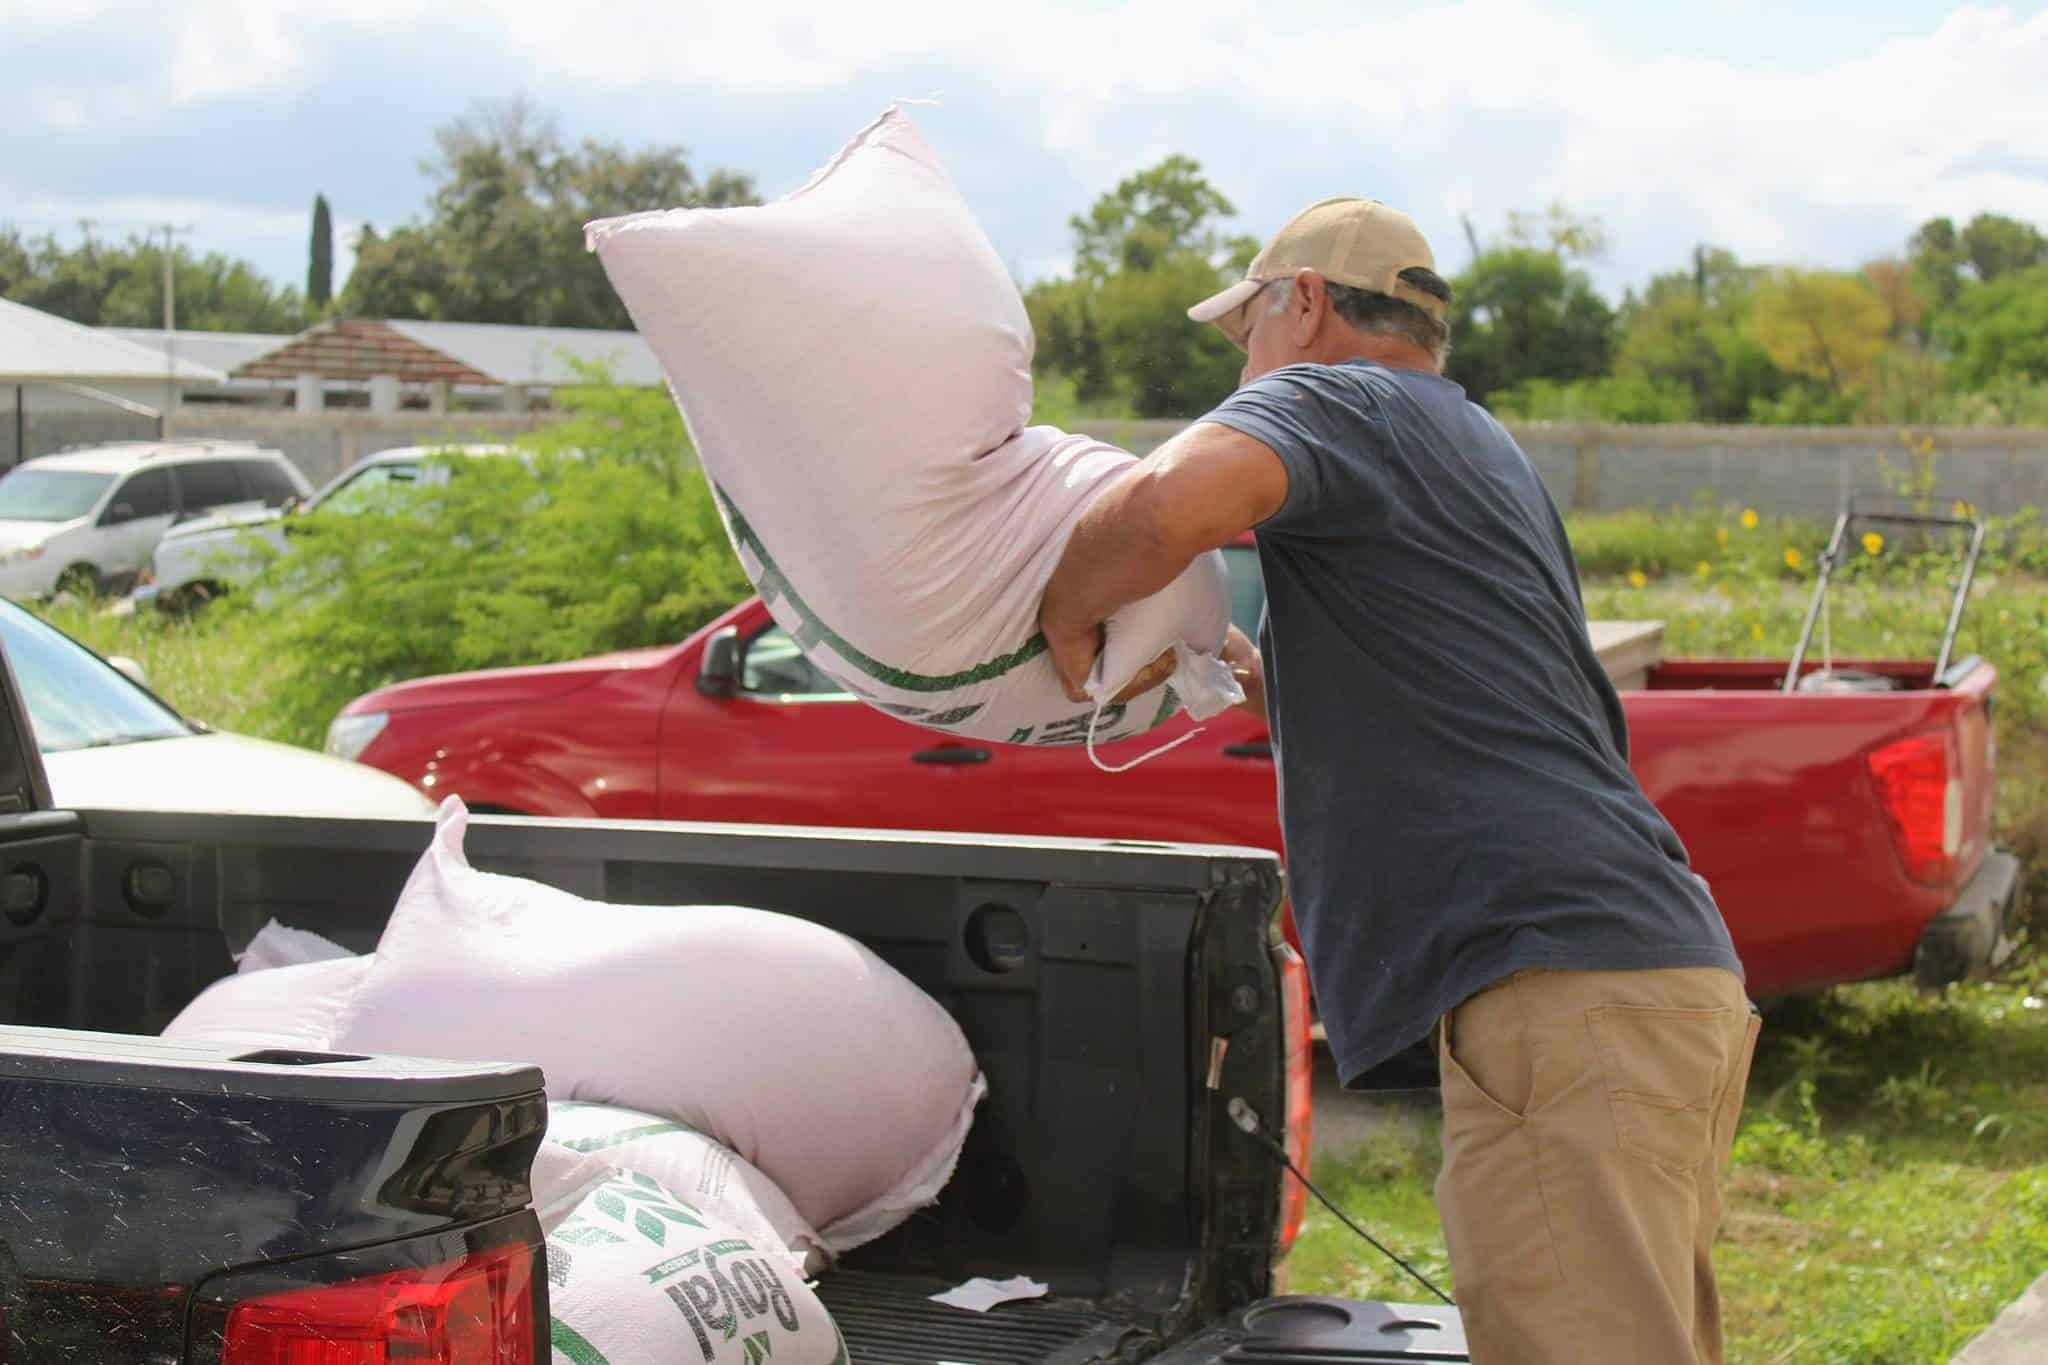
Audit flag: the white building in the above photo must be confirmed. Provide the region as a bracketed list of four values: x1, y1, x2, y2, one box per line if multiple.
[1, 298, 227, 462]
[232, 318, 662, 413]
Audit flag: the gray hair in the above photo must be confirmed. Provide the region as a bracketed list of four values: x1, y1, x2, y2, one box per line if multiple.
[1264, 268, 1454, 364]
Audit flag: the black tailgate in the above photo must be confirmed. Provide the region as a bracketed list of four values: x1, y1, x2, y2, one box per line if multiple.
[0, 1026, 544, 1360]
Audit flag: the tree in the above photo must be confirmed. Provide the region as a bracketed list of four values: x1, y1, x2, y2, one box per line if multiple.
[1446, 245, 1615, 408]
[1934, 265, 2048, 389]
[1612, 247, 1788, 422]
[1026, 155, 1252, 417]
[307, 194, 333, 309]
[1502, 203, 1609, 260]
[0, 224, 305, 332]
[1907, 216, 1966, 312]
[1958, 213, 2048, 282]
[1862, 257, 1924, 340]
[342, 97, 757, 328]
[1069, 155, 1248, 280]
[1746, 269, 1890, 407]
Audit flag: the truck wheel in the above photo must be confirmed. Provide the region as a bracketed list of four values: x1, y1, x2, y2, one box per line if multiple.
[54, 565, 101, 600]
[160, 581, 221, 617]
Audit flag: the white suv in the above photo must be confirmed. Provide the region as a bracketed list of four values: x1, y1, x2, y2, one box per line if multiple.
[0, 442, 311, 600]
[142, 444, 510, 608]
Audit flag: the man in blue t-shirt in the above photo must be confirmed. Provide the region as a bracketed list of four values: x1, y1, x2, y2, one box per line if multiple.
[1038, 198, 1757, 1365]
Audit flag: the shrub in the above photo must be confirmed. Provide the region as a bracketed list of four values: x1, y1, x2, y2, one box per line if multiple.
[236, 375, 750, 745]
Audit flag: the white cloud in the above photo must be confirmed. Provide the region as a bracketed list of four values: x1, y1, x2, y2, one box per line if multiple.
[11, 2, 2045, 292]
[11, 190, 309, 253]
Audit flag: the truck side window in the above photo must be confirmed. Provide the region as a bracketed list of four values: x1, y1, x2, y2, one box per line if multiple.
[110, 468, 175, 522]
[237, 460, 303, 507]
[171, 461, 248, 513]
[1222, 544, 1265, 640]
[738, 626, 849, 699]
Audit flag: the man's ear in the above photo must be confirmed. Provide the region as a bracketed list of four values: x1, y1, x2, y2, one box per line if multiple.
[1289, 269, 1327, 348]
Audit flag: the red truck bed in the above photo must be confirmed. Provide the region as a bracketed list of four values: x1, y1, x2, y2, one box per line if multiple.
[334, 542, 2021, 1003]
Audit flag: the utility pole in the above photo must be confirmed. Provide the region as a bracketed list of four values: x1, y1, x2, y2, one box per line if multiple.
[159, 223, 192, 427]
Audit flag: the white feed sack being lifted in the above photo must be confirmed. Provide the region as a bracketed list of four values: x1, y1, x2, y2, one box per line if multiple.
[587, 108, 1241, 761]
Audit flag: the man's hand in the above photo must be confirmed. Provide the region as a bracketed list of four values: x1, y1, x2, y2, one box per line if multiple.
[1044, 619, 1104, 704]
[1037, 422, 1288, 704]
[1222, 624, 1266, 721]
[1044, 620, 1176, 705]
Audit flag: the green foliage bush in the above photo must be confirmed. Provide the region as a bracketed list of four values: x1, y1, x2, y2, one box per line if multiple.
[232, 380, 747, 744]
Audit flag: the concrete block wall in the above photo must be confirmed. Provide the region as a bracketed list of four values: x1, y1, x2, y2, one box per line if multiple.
[1078, 420, 2048, 520]
[0, 406, 2030, 522]
[163, 408, 553, 487]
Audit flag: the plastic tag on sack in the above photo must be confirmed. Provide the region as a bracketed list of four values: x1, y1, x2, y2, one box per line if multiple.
[1082, 640, 1244, 774]
[930, 1275, 1050, 1313]
[235, 919, 354, 973]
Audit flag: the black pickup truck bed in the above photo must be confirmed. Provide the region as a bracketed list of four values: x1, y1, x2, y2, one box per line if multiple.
[0, 672, 1465, 1360]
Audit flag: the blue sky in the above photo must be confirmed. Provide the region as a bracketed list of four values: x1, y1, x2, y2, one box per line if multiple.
[5, 1, 2044, 310]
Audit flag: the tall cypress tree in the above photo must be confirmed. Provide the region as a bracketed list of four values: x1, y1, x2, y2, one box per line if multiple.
[307, 194, 333, 309]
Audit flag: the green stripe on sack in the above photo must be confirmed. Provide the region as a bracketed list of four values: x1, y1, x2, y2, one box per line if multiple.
[716, 485, 1048, 693]
[551, 1319, 612, 1365]
[559, 1121, 695, 1153]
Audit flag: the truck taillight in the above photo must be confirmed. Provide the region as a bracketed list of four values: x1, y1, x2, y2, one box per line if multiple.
[1868, 729, 1962, 885]
[223, 1241, 535, 1365]
[1276, 943, 1313, 1255]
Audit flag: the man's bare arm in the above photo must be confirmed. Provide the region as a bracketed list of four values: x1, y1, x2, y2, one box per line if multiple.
[1039, 422, 1288, 701]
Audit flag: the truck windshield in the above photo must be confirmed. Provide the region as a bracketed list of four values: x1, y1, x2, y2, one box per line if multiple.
[0, 469, 115, 523]
[1222, 544, 1265, 638]
[0, 602, 189, 752]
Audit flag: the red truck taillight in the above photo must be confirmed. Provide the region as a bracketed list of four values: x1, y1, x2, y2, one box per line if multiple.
[1277, 943, 1314, 1255]
[222, 1241, 535, 1365]
[1868, 729, 1963, 885]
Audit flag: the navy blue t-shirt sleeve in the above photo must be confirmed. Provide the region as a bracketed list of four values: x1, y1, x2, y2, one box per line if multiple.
[1200, 364, 1390, 537]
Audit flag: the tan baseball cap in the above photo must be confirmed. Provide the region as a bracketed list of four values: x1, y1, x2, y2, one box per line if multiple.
[1188, 197, 1443, 348]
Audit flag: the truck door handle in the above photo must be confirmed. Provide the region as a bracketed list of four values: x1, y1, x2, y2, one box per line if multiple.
[912, 747, 992, 765]
[1222, 741, 1273, 760]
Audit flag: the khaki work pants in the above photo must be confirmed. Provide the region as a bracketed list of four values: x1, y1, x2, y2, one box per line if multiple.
[1434, 966, 1759, 1365]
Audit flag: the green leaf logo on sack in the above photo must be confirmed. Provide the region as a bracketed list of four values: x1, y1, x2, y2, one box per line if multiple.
[584, 1170, 709, 1247]
[548, 1169, 848, 1364]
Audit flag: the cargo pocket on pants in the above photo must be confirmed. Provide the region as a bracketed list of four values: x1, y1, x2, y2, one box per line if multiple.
[1585, 1004, 1739, 1174]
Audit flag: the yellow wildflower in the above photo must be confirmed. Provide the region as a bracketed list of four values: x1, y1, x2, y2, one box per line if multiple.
[1717, 527, 1730, 547]
[1752, 623, 1765, 641]
[1695, 561, 1712, 579]
[1784, 548, 1804, 571]
[1627, 570, 1649, 589]
[1862, 532, 1884, 556]
[1740, 509, 1759, 530]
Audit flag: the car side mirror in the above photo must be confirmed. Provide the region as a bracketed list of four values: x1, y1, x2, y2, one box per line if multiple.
[696, 626, 741, 699]
[281, 495, 304, 514]
[108, 656, 150, 689]
[103, 502, 136, 526]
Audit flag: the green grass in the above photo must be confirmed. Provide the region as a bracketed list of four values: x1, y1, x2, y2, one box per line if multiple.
[27, 508, 2048, 1358]
[1290, 958, 2048, 1364]
[1292, 556, 2048, 1363]
[37, 598, 312, 746]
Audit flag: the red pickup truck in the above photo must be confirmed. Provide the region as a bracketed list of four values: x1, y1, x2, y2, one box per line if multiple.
[331, 519, 2023, 1001]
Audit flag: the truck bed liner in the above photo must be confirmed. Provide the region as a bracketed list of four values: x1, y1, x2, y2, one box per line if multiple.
[818, 1270, 1152, 1364]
